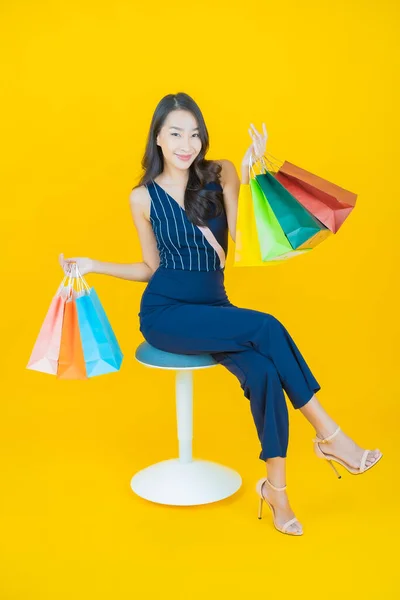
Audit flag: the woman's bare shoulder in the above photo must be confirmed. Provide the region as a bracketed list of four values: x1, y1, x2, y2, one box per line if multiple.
[213, 159, 238, 187]
[129, 184, 151, 221]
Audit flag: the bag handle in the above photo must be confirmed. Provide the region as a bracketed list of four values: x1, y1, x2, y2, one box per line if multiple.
[57, 271, 70, 295]
[248, 151, 282, 180]
[72, 262, 91, 294]
[262, 151, 284, 173]
[58, 262, 90, 299]
[248, 152, 265, 180]
[67, 264, 75, 299]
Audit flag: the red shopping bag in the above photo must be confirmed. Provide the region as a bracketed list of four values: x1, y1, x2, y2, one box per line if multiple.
[275, 161, 357, 233]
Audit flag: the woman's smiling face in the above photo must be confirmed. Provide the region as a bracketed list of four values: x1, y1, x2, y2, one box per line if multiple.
[156, 109, 202, 170]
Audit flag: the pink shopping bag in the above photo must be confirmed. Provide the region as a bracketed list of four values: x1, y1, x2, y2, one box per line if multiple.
[26, 276, 72, 375]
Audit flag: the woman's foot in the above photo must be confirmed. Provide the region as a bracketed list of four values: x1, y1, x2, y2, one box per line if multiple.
[315, 428, 381, 470]
[261, 480, 303, 535]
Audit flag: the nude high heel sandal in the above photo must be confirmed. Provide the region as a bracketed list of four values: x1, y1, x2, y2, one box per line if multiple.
[313, 426, 383, 477]
[255, 477, 303, 536]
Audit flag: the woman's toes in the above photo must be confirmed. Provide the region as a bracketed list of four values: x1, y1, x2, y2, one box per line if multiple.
[287, 522, 302, 534]
[365, 450, 381, 467]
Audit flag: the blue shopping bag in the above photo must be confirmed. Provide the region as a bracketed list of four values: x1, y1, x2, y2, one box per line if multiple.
[75, 289, 123, 377]
[88, 287, 124, 366]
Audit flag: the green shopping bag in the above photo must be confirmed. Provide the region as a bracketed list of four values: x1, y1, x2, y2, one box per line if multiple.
[250, 176, 311, 262]
[249, 177, 291, 260]
[255, 170, 330, 249]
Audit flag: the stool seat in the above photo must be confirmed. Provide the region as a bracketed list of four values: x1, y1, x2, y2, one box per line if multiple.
[130, 341, 242, 506]
[135, 341, 218, 370]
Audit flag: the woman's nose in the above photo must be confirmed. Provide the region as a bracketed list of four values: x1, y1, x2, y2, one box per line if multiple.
[180, 135, 194, 149]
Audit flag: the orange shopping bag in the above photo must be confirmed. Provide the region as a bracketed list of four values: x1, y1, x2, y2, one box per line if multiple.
[57, 293, 87, 380]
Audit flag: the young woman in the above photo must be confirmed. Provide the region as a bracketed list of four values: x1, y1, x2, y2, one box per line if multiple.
[59, 92, 382, 536]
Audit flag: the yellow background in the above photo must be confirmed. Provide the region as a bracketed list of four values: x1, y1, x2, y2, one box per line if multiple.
[1, 0, 399, 597]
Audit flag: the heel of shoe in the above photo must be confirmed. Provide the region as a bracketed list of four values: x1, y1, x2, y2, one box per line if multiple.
[327, 459, 342, 479]
[258, 497, 264, 519]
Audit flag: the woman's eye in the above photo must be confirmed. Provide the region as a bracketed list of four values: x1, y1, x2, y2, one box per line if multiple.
[171, 133, 200, 137]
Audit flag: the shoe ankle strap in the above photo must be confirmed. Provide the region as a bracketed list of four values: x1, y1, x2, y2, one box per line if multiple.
[313, 426, 341, 444]
[265, 477, 287, 492]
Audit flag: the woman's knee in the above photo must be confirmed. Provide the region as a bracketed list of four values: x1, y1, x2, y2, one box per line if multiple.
[263, 313, 285, 329]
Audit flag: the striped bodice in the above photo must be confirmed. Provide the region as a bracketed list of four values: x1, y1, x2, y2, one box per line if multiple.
[145, 179, 228, 271]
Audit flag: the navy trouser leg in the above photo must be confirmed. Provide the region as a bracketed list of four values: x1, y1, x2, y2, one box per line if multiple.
[246, 314, 321, 410]
[142, 303, 321, 461]
[211, 349, 289, 460]
[145, 305, 321, 405]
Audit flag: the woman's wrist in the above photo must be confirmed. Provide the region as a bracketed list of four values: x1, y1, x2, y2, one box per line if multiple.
[241, 162, 250, 185]
[88, 258, 96, 273]
[91, 259, 100, 274]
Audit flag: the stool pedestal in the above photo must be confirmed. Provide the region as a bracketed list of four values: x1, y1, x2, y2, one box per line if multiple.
[131, 343, 242, 506]
[130, 457, 241, 506]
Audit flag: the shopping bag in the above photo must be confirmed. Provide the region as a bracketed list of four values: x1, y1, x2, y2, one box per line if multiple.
[234, 183, 266, 267]
[88, 287, 124, 367]
[255, 170, 331, 250]
[26, 277, 69, 375]
[75, 294, 122, 377]
[234, 157, 311, 266]
[72, 265, 123, 377]
[250, 175, 295, 260]
[57, 292, 88, 380]
[273, 159, 357, 233]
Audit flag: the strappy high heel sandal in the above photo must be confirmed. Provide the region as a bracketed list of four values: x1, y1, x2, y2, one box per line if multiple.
[313, 426, 383, 478]
[255, 477, 303, 536]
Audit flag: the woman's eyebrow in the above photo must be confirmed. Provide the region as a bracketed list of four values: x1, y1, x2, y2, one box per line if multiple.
[169, 126, 200, 131]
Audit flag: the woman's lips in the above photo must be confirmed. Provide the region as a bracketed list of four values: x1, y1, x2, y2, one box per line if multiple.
[176, 154, 192, 161]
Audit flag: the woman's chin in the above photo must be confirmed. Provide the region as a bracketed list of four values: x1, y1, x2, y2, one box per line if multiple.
[173, 159, 192, 170]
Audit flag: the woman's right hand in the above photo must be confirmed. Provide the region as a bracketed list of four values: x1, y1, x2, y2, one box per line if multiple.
[59, 253, 94, 278]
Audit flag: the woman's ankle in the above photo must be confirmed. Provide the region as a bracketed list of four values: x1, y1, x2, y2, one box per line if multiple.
[314, 424, 340, 440]
[265, 456, 286, 489]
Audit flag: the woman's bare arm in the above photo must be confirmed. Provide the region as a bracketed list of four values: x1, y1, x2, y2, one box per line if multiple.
[127, 185, 160, 274]
[218, 159, 241, 244]
[91, 259, 153, 282]
[87, 187, 160, 282]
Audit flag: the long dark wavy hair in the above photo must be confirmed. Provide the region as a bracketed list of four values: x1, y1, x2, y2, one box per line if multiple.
[132, 92, 225, 226]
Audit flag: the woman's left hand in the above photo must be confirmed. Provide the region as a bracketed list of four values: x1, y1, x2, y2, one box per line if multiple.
[241, 122, 268, 168]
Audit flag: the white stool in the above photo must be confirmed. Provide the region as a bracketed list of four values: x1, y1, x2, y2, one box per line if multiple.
[130, 341, 242, 506]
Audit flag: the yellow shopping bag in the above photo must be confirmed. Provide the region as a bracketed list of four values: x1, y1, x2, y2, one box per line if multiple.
[234, 184, 277, 267]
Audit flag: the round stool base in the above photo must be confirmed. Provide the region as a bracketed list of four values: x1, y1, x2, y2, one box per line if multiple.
[130, 459, 242, 506]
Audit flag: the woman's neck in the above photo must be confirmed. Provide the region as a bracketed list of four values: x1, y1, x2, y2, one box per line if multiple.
[159, 162, 190, 187]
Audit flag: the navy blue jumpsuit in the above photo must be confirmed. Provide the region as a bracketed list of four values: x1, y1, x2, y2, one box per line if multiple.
[138, 179, 321, 461]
